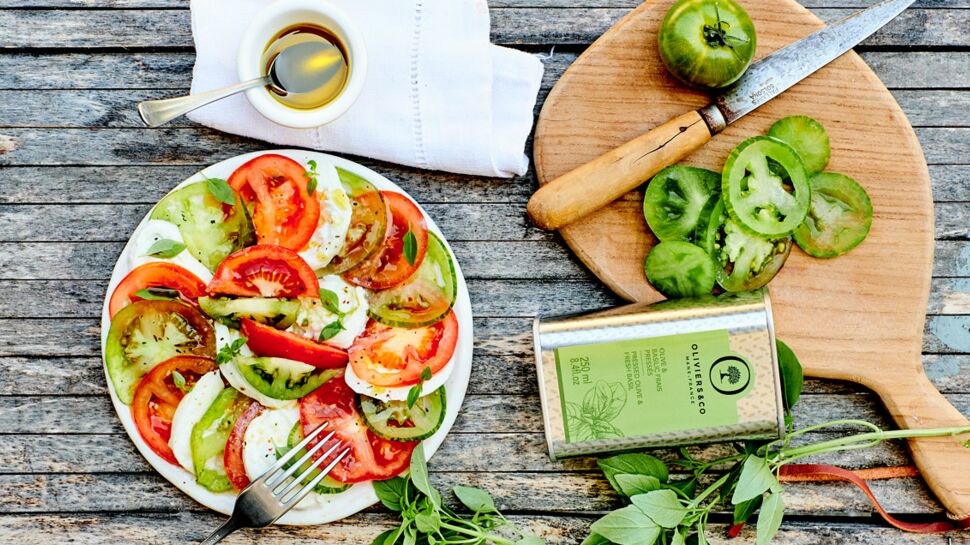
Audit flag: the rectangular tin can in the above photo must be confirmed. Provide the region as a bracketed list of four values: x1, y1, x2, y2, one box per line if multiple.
[533, 289, 785, 460]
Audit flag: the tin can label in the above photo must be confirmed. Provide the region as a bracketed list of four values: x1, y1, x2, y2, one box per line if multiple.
[554, 329, 755, 444]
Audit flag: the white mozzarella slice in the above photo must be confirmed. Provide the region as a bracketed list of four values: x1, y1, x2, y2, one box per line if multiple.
[242, 407, 330, 510]
[214, 324, 297, 410]
[286, 275, 368, 349]
[168, 371, 224, 473]
[299, 163, 353, 270]
[127, 219, 213, 283]
[345, 354, 455, 402]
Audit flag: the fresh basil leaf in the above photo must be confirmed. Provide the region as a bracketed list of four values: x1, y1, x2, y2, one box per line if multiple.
[589, 505, 660, 545]
[453, 485, 496, 513]
[420, 366, 432, 382]
[614, 474, 661, 497]
[598, 453, 669, 493]
[516, 536, 546, 545]
[407, 385, 422, 409]
[306, 176, 318, 195]
[403, 229, 418, 266]
[664, 478, 696, 498]
[373, 477, 409, 511]
[733, 495, 762, 525]
[144, 238, 186, 258]
[133, 287, 180, 301]
[319, 320, 344, 342]
[171, 370, 189, 392]
[415, 507, 441, 533]
[580, 533, 613, 545]
[371, 529, 396, 545]
[756, 491, 785, 545]
[732, 456, 778, 505]
[216, 336, 248, 365]
[776, 340, 803, 413]
[630, 490, 685, 528]
[403, 527, 416, 545]
[670, 532, 686, 545]
[206, 176, 236, 205]
[319, 288, 343, 315]
[383, 527, 403, 545]
[307, 159, 317, 170]
[409, 443, 437, 507]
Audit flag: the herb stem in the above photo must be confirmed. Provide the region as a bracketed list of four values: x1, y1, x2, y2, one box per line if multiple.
[774, 425, 970, 465]
[438, 521, 516, 545]
[687, 472, 732, 509]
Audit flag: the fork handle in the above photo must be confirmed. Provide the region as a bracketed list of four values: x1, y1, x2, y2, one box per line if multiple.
[198, 516, 244, 545]
[137, 76, 270, 128]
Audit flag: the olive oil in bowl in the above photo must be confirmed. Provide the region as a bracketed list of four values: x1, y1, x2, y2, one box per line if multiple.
[262, 23, 350, 110]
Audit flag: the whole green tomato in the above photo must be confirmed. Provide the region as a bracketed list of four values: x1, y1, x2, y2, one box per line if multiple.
[658, 0, 757, 89]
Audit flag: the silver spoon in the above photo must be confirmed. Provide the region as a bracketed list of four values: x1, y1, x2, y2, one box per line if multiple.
[137, 41, 336, 128]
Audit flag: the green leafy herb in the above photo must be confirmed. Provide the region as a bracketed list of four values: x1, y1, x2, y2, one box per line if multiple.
[581, 339, 970, 545]
[144, 238, 186, 258]
[403, 228, 418, 266]
[304, 159, 319, 195]
[171, 370, 189, 392]
[406, 366, 433, 409]
[216, 337, 248, 365]
[319, 288, 344, 315]
[319, 320, 345, 342]
[205, 176, 236, 205]
[453, 485, 497, 513]
[420, 366, 433, 381]
[133, 287, 180, 301]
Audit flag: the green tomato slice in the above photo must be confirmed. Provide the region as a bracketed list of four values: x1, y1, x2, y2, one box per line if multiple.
[318, 168, 389, 275]
[275, 423, 351, 494]
[198, 296, 300, 329]
[358, 386, 447, 442]
[767, 116, 831, 176]
[105, 299, 216, 405]
[235, 356, 339, 400]
[704, 200, 792, 292]
[150, 181, 256, 272]
[722, 136, 811, 237]
[191, 388, 251, 492]
[644, 241, 716, 299]
[793, 172, 873, 258]
[368, 231, 457, 328]
[643, 166, 721, 243]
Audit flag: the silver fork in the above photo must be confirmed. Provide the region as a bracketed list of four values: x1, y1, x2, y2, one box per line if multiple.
[199, 422, 351, 544]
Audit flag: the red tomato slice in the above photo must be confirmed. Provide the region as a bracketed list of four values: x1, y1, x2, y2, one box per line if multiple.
[208, 245, 319, 298]
[131, 355, 217, 465]
[224, 401, 265, 491]
[228, 154, 320, 250]
[349, 310, 458, 387]
[108, 262, 207, 318]
[343, 192, 429, 290]
[300, 372, 416, 483]
[241, 318, 348, 369]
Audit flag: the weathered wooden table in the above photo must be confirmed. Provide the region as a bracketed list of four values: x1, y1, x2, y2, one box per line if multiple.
[0, 1, 967, 543]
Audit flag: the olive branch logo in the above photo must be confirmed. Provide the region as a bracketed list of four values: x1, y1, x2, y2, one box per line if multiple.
[565, 381, 628, 441]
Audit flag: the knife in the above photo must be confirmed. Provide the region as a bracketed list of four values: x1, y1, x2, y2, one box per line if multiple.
[526, 0, 915, 231]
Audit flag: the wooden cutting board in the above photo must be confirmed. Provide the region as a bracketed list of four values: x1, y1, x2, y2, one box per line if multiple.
[533, 0, 970, 519]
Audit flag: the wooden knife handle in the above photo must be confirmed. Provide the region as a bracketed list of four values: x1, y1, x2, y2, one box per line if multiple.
[875, 368, 970, 519]
[528, 109, 714, 230]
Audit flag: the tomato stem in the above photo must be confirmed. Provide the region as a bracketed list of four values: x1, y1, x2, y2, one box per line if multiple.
[702, 2, 748, 59]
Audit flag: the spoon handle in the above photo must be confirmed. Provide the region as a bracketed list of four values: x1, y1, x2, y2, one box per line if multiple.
[137, 76, 271, 127]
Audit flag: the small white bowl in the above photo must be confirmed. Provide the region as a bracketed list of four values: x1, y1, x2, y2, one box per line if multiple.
[237, 0, 367, 128]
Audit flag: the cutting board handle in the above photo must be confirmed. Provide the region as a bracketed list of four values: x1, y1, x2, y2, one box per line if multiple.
[527, 109, 715, 231]
[871, 367, 970, 519]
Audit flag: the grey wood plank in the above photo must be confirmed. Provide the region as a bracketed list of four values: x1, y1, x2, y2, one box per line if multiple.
[4, 89, 969, 129]
[0, 512, 959, 545]
[0, 127, 965, 167]
[1, 51, 966, 91]
[0, 470, 948, 516]
[3, 0, 968, 8]
[0, 8, 965, 48]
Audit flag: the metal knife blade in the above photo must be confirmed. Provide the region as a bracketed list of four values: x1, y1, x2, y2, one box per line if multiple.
[710, 0, 915, 128]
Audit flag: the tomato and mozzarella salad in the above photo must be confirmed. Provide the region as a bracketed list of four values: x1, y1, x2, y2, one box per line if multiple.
[103, 153, 461, 509]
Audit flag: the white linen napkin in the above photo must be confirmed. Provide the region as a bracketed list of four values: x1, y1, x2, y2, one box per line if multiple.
[188, 0, 544, 178]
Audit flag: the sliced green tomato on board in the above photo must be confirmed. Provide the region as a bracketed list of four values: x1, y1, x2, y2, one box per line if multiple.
[198, 296, 300, 329]
[235, 356, 340, 400]
[368, 231, 457, 328]
[644, 241, 716, 299]
[318, 168, 389, 275]
[151, 181, 256, 272]
[105, 300, 215, 405]
[643, 166, 721, 243]
[704, 200, 792, 292]
[722, 136, 811, 238]
[794, 172, 873, 258]
[767, 116, 831, 175]
[190, 388, 251, 492]
[277, 422, 351, 494]
[358, 387, 447, 442]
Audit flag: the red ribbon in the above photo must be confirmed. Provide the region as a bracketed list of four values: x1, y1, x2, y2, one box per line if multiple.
[727, 464, 970, 537]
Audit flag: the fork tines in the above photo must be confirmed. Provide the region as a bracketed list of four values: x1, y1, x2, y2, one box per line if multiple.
[256, 421, 351, 507]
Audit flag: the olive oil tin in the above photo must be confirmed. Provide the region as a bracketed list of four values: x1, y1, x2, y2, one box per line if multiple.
[533, 289, 785, 460]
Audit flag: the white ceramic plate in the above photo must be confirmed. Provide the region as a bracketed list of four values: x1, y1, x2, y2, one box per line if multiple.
[100, 150, 473, 525]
